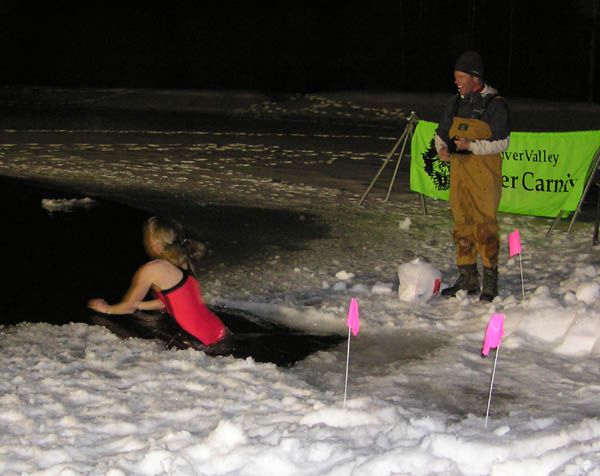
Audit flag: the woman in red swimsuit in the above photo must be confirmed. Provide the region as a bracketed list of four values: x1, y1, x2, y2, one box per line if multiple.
[88, 217, 226, 346]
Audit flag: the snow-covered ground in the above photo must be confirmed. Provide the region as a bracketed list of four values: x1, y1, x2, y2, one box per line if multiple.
[2, 88, 600, 475]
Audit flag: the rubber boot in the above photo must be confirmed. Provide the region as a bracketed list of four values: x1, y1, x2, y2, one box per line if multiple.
[441, 264, 480, 297]
[479, 267, 498, 302]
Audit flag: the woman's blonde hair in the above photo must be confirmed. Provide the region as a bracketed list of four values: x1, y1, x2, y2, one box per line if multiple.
[144, 216, 206, 275]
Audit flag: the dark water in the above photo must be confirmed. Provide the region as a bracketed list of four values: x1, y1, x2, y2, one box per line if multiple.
[1, 175, 148, 325]
[0, 175, 342, 365]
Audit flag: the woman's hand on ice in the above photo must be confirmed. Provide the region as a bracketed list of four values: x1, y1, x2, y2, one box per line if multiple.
[88, 298, 110, 314]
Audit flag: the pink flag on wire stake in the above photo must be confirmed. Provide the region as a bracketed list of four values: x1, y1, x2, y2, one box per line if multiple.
[347, 298, 360, 336]
[483, 313, 506, 427]
[343, 298, 360, 409]
[509, 229, 522, 257]
[482, 313, 505, 356]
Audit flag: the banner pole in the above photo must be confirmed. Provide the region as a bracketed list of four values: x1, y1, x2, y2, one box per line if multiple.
[594, 182, 600, 245]
[567, 146, 600, 233]
[546, 210, 564, 236]
[420, 193, 428, 215]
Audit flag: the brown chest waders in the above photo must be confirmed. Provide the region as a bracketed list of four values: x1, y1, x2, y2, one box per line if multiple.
[448, 117, 502, 268]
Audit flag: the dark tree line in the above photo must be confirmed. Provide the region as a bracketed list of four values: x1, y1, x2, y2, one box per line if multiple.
[0, 1, 598, 101]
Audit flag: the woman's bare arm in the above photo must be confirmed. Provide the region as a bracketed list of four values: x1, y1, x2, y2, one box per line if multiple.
[88, 262, 161, 315]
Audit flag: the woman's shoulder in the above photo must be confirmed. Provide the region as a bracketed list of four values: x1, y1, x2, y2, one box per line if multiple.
[140, 259, 178, 275]
[144, 258, 171, 267]
[140, 259, 186, 289]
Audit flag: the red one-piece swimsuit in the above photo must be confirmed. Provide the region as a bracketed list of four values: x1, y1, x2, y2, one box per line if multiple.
[155, 269, 226, 345]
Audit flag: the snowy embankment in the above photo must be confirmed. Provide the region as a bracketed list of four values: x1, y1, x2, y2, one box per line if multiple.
[1, 89, 600, 475]
[3, 206, 600, 475]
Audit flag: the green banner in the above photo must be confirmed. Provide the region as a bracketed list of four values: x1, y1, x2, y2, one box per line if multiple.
[410, 120, 600, 217]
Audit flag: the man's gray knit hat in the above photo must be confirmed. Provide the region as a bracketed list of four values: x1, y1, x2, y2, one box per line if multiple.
[454, 51, 484, 78]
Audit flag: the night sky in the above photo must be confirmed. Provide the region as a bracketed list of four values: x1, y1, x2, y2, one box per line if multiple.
[1, 1, 598, 101]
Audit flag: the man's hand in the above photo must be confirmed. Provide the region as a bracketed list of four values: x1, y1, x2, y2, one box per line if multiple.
[453, 137, 471, 151]
[439, 147, 451, 162]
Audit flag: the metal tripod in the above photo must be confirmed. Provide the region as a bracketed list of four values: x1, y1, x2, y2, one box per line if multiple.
[358, 111, 419, 206]
[546, 146, 600, 243]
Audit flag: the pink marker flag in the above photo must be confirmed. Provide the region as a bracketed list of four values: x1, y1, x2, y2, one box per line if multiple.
[509, 229, 522, 257]
[482, 313, 505, 356]
[347, 298, 360, 336]
[344, 298, 360, 408]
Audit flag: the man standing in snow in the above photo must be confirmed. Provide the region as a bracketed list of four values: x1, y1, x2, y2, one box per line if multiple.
[435, 51, 511, 301]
